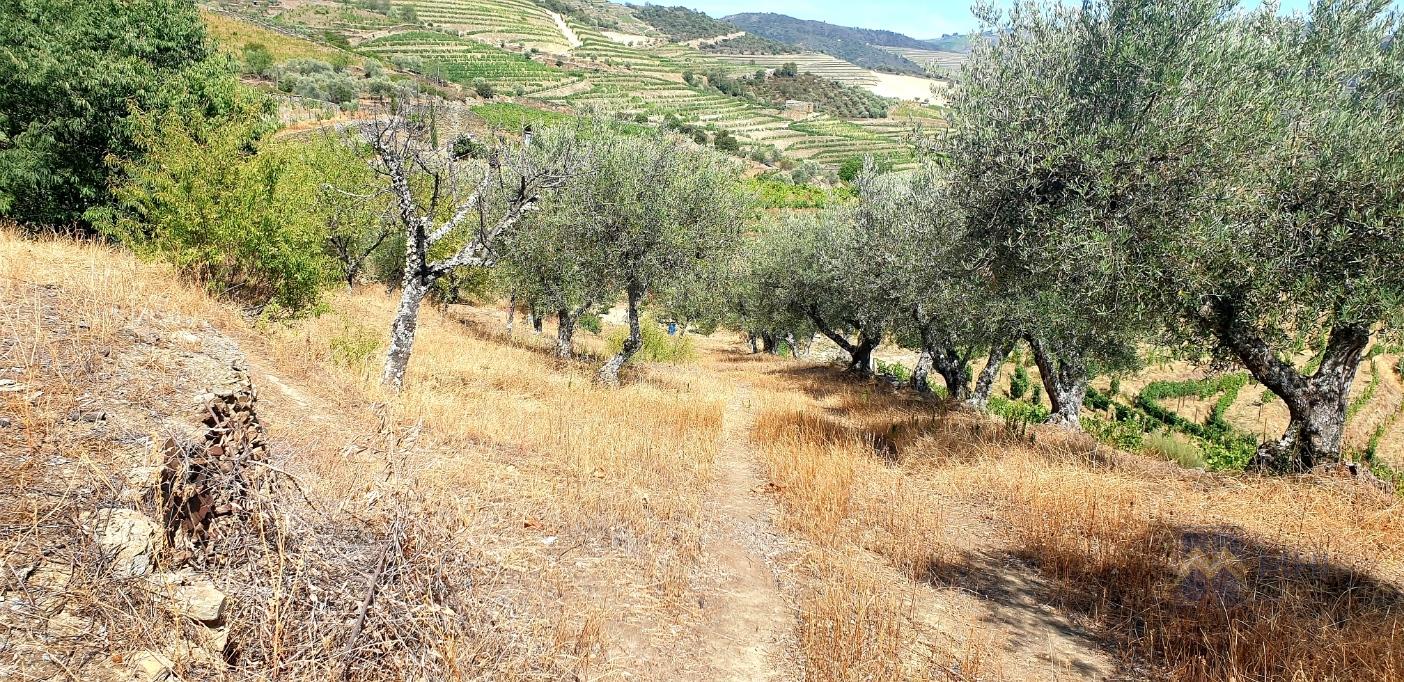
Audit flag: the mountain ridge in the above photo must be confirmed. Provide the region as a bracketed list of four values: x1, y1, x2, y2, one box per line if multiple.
[723, 11, 930, 75]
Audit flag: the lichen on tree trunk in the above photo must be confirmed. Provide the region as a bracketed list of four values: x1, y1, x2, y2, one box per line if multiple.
[911, 348, 934, 394]
[382, 279, 427, 390]
[1028, 337, 1086, 430]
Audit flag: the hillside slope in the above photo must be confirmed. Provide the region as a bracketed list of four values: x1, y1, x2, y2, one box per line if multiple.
[726, 12, 929, 75]
[5, 230, 1401, 680]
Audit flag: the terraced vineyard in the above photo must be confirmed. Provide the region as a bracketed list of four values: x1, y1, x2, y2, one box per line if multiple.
[402, 0, 574, 52]
[705, 52, 879, 86]
[214, 0, 928, 170]
[568, 23, 691, 77]
[879, 46, 968, 77]
[360, 31, 580, 94]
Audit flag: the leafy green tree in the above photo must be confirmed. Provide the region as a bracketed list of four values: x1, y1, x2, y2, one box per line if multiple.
[572, 130, 747, 384]
[942, 0, 1218, 427]
[0, 0, 238, 226]
[744, 211, 896, 374]
[241, 43, 275, 77]
[104, 98, 334, 311]
[713, 130, 740, 152]
[496, 193, 616, 359]
[1136, 0, 1404, 468]
[859, 161, 1007, 400]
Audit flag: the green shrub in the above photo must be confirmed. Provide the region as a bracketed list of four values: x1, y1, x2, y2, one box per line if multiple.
[875, 359, 910, 382]
[1084, 413, 1145, 450]
[1201, 435, 1257, 470]
[241, 43, 274, 76]
[988, 395, 1050, 436]
[606, 320, 696, 363]
[451, 134, 488, 159]
[1083, 385, 1112, 410]
[105, 103, 346, 311]
[579, 312, 602, 334]
[1009, 364, 1030, 399]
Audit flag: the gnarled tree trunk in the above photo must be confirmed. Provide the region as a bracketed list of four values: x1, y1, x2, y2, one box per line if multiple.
[1205, 300, 1369, 470]
[1027, 337, 1087, 430]
[847, 329, 881, 375]
[911, 348, 934, 394]
[761, 332, 779, 355]
[930, 347, 971, 400]
[554, 305, 585, 359]
[805, 308, 880, 375]
[598, 283, 643, 386]
[531, 310, 544, 334]
[967, 341, 1013, 409]
[382, 278, 428, 390]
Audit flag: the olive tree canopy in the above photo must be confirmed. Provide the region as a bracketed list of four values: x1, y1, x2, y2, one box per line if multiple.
[1141, 0, 1404, 468]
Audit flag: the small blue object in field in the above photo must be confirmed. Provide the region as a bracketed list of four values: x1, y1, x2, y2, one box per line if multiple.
[667, 322, 677, 335]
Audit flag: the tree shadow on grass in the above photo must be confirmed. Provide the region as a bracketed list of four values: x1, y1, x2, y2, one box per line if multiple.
[924, 521, 1404, 680]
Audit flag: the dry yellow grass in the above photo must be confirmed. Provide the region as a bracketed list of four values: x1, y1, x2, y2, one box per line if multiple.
[732, 351, 1404, 681]
[0, 230, 731, 679]
[5, 228, 1403, 681]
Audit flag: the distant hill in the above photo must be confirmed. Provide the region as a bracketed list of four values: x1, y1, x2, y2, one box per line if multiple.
[701, 33, 804, 55]
[922, 33, 977, 53]
[725, 12, 929, 75]
[630, 4, 738, 41]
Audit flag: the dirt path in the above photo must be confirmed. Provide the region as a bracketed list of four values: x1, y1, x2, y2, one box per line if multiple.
[550, 11, 583, 49]
[694, 382, 795, 679]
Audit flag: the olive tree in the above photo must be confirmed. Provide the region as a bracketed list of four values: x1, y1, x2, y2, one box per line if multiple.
[572, 130, 746, 385]
[727, 242, 818, 356]
[859, 161, 1011, 400]
[943, 0, 1221, 427]
[362, 112, 583, 389]
[745, 211, 898, 374]
[495, 195, 615, 359]
[1141, 0, 1404, 469]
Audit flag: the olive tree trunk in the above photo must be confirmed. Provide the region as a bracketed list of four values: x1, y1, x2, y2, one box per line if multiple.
[911, 319, 972, 398]
[1027, 337, 1087, 430]
[967, 341, 1013, 409]
[912, 348, 934, 394]
[598, 284, 643, 386]
[1205, 301, 1369, 470]
[555, 304, 590, 359]
[806, 308, 880, 375]
[505, 295, 517, 333]
[931, 347, 971, 400]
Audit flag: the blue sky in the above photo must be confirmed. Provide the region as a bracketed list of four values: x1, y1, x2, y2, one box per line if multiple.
[678, 0, 1377, 40]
